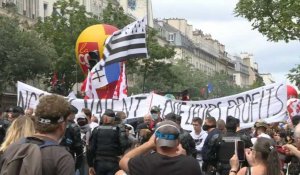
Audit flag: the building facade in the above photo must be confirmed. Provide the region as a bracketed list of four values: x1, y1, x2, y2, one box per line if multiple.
[119, 0, 153, 27]
[231, 55, 250, 87]
[0, 0, 114, 20]
[260, 73, 275, 85]
[154, 18, 235, 77]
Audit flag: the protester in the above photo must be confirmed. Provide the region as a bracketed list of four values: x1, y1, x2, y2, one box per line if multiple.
[150, 106, 162, 123]
[25, 108, 34, 116]
[119, 120, 202, 175]
[251, 119, 271, 145]
[0, 106, 25, 144]
[190, 117, 208, 168]
[230, 137, 282, 175]
[136, 114, 155, 133]
[217, 119, 226, 134]
[60, 105, 83, 172]
[165, 112, 197, 158]
[0, 95, 75, 175]
[283, 123, 300, 159]
[6, 106, 24, 122]
[82, 108, 98, 132]
[76, 112, 91, 175]
[0, 116, 35, 153]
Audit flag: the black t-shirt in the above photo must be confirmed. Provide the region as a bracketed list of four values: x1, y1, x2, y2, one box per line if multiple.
[128, 152, 202, 175]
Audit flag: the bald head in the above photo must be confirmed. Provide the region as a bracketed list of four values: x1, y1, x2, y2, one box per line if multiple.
[144, 114, 152, 125]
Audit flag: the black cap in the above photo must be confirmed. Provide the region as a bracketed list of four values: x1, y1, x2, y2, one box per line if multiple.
[103, 109, 115, 118]
[6, 106, 24, 115]
[164, 112, 176, 122]
[70, 105, 78, 114]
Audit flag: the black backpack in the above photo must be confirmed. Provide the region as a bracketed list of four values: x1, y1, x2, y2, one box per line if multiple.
[0, 137, 58, 175]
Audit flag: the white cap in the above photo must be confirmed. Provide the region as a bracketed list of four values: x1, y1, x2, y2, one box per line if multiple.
[76, 112, 87, 120]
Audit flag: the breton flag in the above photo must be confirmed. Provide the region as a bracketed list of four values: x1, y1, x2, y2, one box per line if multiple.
[102, 16, 148, 66]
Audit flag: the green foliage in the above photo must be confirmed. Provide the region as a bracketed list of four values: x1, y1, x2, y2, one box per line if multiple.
[35, 0, 100, 94]
[235, 0, 300, 42]
[128, 58, 247, 100]
[250, 74, 265, 89]
[288, 64, 300, 88]
[101, 3, 131, 28]
[0, 15, 56, 92]
[127, 27, 176, 93]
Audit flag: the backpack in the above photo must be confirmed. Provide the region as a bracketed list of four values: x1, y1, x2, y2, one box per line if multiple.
[0, 137, 58, 175]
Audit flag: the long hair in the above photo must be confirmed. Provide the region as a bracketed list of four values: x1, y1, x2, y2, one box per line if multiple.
[254, 137, 281, 175]
[0, 116, 35, 152]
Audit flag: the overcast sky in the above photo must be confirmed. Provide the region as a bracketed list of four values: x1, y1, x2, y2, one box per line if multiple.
[151, 0, 300, 83]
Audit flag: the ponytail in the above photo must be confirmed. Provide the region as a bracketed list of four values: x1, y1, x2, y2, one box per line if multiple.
[266, 146, 281, 175]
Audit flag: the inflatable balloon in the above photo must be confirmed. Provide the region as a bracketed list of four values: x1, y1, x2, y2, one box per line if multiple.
[287, 85, 298, 99]
[75, 24, 119, 75]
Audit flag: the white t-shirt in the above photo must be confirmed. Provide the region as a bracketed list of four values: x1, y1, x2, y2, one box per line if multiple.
[89, 122, 99, 132]
[190, 130, 208, 161]
[251, 133, 271, 145]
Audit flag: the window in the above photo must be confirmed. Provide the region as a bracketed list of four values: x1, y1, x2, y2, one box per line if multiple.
[168, 33, 175, 42]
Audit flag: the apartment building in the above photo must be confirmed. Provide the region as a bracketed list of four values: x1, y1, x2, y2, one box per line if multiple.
[154, 18, 235, 77]
[231, 55, 250, 87]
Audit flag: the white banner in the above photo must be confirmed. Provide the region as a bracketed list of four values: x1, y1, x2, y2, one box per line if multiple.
[17, 82, 287, 130]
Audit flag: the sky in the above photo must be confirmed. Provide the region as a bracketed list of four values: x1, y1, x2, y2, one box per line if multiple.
[151, 0, 300, 84]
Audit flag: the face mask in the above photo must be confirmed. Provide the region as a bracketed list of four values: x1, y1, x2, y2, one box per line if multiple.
[202, 124, 215, 131]
[151, 114, 159, 120]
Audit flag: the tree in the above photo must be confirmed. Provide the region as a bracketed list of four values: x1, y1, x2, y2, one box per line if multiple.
[0, 14, 57, 92]
[235, 0, 300, 42]
[126, 28, 176, 94]
[250, 74, 265, 89]
[35, 0, 100, 94]
[101, 3, 176, 94]
[288, 64, 300, 88]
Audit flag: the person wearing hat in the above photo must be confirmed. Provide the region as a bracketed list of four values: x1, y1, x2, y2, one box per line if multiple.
[6, 106, 24, 122]
[87, 109, 130, 175]
[150, 106, 162, 123]
[0, 106, 25, 144]
[25, 95, 75, 174]
[119, 120, 202, 175]
[251, 119, 271, 145]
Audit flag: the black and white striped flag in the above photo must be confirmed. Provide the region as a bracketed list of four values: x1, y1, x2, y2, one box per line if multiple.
[102, 16, 148, 66]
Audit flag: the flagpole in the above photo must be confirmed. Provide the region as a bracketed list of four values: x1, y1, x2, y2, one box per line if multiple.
[142, 0, 150, 93]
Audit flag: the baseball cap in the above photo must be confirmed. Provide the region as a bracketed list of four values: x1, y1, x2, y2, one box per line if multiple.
[150, 106, 161, 113]
[70, 105, 78, 114]
[254, 119, 268, 129]
[154, 120, 180, 148]
[6, 106, 24, 114]
[76, 112, 87, 120]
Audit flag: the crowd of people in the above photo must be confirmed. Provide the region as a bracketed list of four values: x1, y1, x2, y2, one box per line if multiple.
[0, 94, 299, 175]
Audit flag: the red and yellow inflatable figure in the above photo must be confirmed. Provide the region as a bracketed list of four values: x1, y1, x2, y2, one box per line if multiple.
[75, 24, 119, 75]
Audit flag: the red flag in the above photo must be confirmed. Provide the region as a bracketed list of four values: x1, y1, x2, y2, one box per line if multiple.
[51, 72, 58, 87]
[200, 87, 206, 96]
[113, 62, 128, 99]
